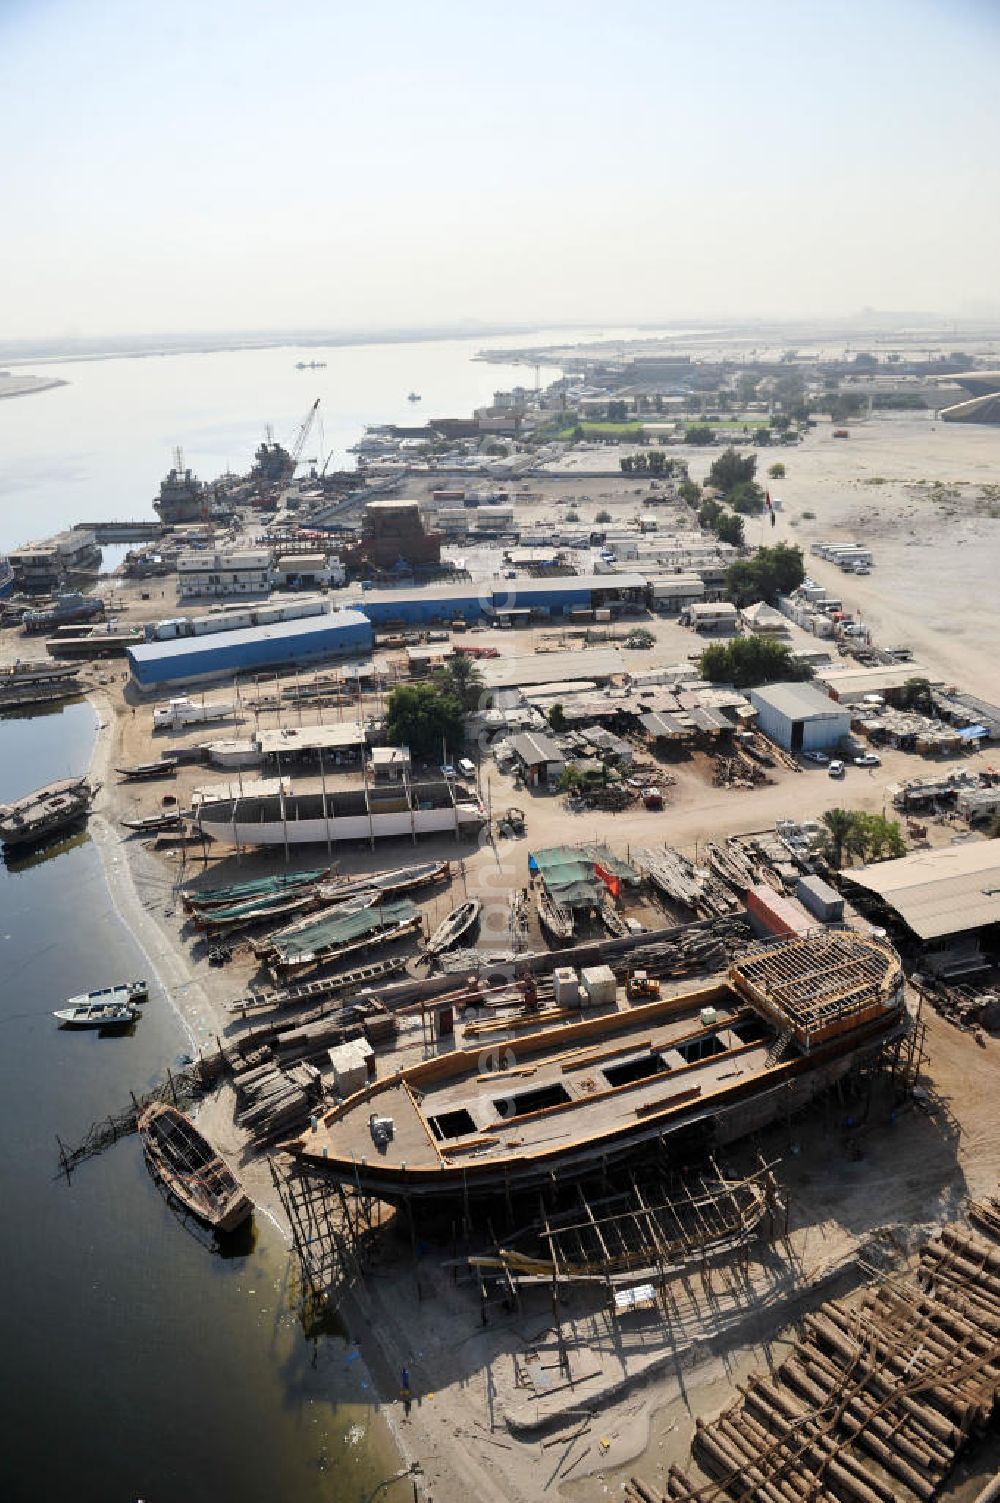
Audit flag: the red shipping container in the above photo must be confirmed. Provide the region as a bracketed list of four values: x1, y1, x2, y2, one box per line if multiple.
[745, 884, 814, 939]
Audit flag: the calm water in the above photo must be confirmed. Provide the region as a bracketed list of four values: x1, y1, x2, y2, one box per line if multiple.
[0, 325, 656, 551]
[0, 703, 404, 1501]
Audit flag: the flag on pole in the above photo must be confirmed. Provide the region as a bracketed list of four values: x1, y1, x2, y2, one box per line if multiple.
[764, 490, 773, 510]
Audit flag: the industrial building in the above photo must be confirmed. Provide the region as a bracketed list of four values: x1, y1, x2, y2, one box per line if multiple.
[273, 552, 345, 590]
[349, 574, 646, 627]
[842, 841, 998, 955]
[176, 549, 272, 598]
[127, 610, 373, 688]
[748, 681, 851, 752]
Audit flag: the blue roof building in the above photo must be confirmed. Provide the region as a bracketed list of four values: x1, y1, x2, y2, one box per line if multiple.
[127, 610, 374, 688]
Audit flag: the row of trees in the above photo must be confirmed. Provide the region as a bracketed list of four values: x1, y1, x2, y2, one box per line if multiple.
[619, 450, 675, 474]
[818, 808, 905, 869]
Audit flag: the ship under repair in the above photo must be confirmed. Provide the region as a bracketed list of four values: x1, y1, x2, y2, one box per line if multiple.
[292, 931, 906, 1201]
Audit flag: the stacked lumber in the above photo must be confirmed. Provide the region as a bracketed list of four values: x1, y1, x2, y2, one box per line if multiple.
[629, 1204, 1000, 1503]
[235, 1060, 322, 1144]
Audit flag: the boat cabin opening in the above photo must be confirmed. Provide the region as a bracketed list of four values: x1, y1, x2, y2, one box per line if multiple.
[602, 1050, 669, 1088]
[429, 1108, 478, 1141]
[494, 1083, 571, 1118]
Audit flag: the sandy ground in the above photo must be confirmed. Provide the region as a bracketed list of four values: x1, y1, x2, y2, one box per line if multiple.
[6, 406, 1000, 1500]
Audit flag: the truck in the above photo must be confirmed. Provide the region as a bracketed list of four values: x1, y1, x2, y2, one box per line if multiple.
[153, 696, 235, 731]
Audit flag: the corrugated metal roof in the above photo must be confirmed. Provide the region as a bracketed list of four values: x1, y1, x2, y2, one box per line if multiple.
[843, 839, 1000, 940]
[749, 681, 848, 721]
[129, 610, 370, 663]
[639, 711, 689, 739]
[509, 731, 566, 765]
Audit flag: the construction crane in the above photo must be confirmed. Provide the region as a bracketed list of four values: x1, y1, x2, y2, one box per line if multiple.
[289, 398, 320, 472]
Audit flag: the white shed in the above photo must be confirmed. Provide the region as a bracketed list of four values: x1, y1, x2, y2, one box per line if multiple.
[748, 681, 851, 753]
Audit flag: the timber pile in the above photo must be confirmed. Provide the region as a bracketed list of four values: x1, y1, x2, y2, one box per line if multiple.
[624, 917, 750, 981]
[912, 974, 1000, 1032]
[575, 785, 636, 812]
[714, 751, 771, 790]
[635, 847, 738, 920]
[235, 1060, 323, 1144]
[629, 1208, 1000, 1503]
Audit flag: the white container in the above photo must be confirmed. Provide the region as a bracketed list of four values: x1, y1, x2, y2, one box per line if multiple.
[328, 1038, 374, 1096]
[700, 1006, 718, 1027]
[553, 967, 579, 1006]
[581, 964, 616, 1007]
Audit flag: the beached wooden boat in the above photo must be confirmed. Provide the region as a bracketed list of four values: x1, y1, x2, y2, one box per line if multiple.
[116, 759, 179, 781]
[292, 933, 905, 1202]
[536, 882, 574, 943]
[121, 811, 184, 834]
[137, 1101, 252, 1233]
[194, 888, 323, 936]
[316, 858, 449, 906]
[181, 868, 332, 915]
[258, 898, 423, 977]
[54, 1000, 140, 1028]
[425, 899, 482, 958]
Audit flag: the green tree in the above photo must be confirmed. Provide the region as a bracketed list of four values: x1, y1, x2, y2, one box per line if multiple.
[715, 512, 745, 547]
[385, 683, 465, 760]
[725, 543, 805, 606]
[685, 424, 715, 445]
[699, 637, 812, 690]
[768, 462, 786, 478]
[898, 677, 933, 713]
[678, 479, 701, 505]
[548, 703, 568, 732]
[432, 653, 484, 711]
[820, 807, 855, 869]
[729, 481, 765, 515]
[709, 448, 758, 492]
[595, 509, 612, 523]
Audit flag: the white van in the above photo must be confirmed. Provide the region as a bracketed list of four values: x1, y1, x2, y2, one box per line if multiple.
[457, 757, 476, 779]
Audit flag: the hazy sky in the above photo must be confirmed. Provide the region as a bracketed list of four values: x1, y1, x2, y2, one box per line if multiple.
[2, 0, 999, 338]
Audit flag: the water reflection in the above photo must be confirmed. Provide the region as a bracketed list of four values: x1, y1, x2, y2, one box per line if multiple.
[2, 822, 92, 873]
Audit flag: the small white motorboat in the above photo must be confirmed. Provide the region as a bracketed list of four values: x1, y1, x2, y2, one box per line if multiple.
[54, 1000, 140, 1028]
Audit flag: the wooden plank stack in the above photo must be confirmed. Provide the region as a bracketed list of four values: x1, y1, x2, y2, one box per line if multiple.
[627, 1201, 1000, 1503]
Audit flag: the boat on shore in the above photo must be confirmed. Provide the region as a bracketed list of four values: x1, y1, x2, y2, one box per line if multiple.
[425, 899, 482, 957]
[54, 999, 140, 1028]
[0, 777, 97, 848]
[291, 932, 906, 1201]
[137, 1102, 253, 1233]
[182, 868, 332, 915]
[116, 759, 179, 781]
[536, 882, 574, 943]
[121, 811, 184, 834]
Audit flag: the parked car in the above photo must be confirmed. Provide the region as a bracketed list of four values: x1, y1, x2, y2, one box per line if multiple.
[802, 750, 829, 764]
[854, 753, 881, 767]
[828, 760, 845, 778]
[440, 763, 456, 778]
[457, 757, 476, 778]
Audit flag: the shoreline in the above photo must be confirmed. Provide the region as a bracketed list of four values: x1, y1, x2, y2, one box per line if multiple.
[81, 680, 420, 1491]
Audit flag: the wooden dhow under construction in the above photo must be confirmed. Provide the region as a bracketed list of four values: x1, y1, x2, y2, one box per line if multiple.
[292, 931, 907, 1201]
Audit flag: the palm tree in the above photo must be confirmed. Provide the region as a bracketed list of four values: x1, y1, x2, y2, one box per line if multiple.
[820, 807, 855, 869]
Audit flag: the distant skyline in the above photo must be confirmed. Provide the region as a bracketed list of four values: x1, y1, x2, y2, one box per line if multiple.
[3, 0, 999, 339]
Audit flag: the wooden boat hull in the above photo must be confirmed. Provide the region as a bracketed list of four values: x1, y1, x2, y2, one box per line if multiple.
[137, 1102, 252, 1233]
[121, 814, 183, 834]
[535, 886, 573, 943]
[425, 898, 482, 957]
[293, 934, 906, 1202]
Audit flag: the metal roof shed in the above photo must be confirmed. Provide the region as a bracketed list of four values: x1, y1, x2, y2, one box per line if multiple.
[841, 839, 1000, 942]
[748, 681, 851, 752]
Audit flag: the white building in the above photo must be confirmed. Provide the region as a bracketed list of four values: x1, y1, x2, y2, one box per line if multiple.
[272, 552, 345, 589]
[177, 549, 272, 599]
[748, 682, 851, 753]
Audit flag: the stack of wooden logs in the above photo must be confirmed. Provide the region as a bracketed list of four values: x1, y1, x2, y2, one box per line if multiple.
[625, 916, 750, 982]
[628, 1207, 1000, 1503]
[235, 1060, 323, 1145]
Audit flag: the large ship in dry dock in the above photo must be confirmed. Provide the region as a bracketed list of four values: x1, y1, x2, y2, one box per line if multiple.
[292, 932, 906, 1200]
[0, 776, 97, 848]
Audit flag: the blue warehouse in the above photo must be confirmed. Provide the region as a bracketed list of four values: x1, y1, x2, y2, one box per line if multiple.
[350, 574, 646, 626]
[127, 610, 374, 688]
